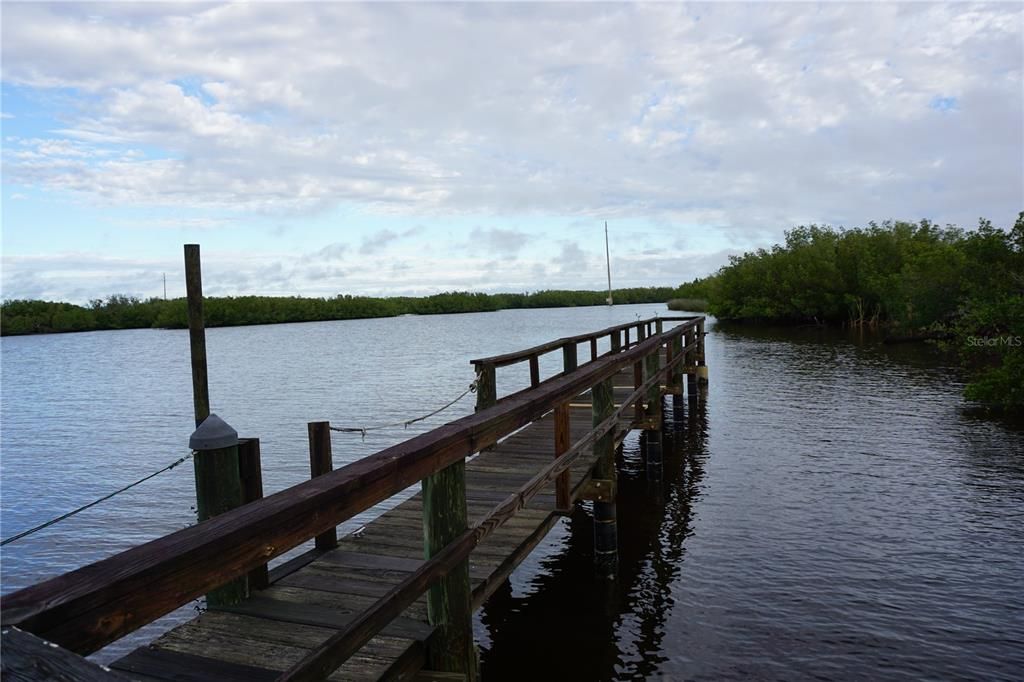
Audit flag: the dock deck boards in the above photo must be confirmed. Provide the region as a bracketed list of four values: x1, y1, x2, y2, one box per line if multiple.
[111, 367, 648, 681]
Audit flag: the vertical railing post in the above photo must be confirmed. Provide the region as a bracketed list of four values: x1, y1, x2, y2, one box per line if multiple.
[475, 362, 497, 452]
[423, 461, 477, 678]
[238, 437, 268, 591]
[475, 363, 496, 412]
[189, 414, 247, 607]
[308, 422, 338, 550]
[528, 354, 540, 387]
[589, 336, 598, 361]
[592, 377, 617, 578]
[655, 318, 663, 336]
[562, 341, 578, 375]
[612, 330, 622, 353]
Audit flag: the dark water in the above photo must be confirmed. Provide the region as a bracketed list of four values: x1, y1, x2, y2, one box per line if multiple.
[2, 309, 1022, 678]
[477, 323, 1024, 681]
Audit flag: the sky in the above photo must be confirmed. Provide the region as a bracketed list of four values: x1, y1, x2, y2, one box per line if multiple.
[1, 1, 1022, 304]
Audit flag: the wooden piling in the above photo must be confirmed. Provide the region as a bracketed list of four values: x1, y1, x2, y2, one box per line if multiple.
[645, 345, 662, 425]
[554, 403, 572, 511]
[308, 422, 338, 550]
[696, 320, 708, 398]
[591, 377, 617, 578]
[237, 438, 268, 591]
[190, 415, 246, 607]
[184, 244, 210, 428]
[422, 461, 477, 678]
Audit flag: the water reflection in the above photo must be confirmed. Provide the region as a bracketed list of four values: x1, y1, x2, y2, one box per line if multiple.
[479, 398, 709, 681]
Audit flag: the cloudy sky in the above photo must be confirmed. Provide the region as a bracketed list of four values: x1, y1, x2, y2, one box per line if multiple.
[2, 2, 1021, 303]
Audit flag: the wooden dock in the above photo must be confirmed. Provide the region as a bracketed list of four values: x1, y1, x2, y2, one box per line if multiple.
[2, 312, 707, 682]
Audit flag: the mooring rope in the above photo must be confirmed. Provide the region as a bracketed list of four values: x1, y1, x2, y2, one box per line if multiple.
[0, 451, 195, 547]
[330, 372, 482, 440]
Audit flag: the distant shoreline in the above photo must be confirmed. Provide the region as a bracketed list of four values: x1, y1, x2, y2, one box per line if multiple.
[0, 287, 686, 337]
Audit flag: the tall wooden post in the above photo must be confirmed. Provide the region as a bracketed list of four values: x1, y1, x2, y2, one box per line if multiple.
[308, 422, 338, 550]
[189, 414, 246, 606]
[592, 377, 617, 578]
[611, 330, 622, 354]
[422, 461, 477, 678]
[184, 244, 210, 427]
[238, 438, 268, 590]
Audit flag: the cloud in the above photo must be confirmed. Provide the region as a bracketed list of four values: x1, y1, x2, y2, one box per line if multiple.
[0, 2, 1021, 301]
[466, 226, 531, 257]
[1, 2, 1018, 232]
[358, 226, 421, 255]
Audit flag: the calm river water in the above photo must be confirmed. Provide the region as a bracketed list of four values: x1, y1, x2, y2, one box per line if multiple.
[2, 304, 1022, 679]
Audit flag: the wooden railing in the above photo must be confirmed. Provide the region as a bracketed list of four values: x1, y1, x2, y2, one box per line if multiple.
[1, 316, 705, 681]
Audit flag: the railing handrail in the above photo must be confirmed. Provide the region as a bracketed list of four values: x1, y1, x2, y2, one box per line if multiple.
[469, 315, 700, 368]
[0, 318, 702, 658]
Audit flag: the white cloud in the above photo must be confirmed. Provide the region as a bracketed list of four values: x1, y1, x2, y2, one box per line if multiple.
[0, 2, 1021, 300]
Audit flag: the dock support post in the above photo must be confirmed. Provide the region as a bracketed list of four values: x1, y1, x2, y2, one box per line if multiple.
[592, 377, 617, 578]
[238, 438, 268, 590]
[189, 414, 247, 607]
[308, 422, 338, 550]
[645, 345, 662, 428]
[696, 319, 708, 399]
[611, 330, 622, 354]
[554, 403, 572, 511]
[686, 329, 698, 402]
[422, 461, 477, 679]
[643, 429, 664, 489]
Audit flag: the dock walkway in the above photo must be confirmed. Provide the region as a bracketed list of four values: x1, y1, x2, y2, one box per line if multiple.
[2, 315, 706, 682]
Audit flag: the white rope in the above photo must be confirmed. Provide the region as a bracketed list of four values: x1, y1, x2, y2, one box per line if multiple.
[330, 372, 482, 440]
[1, 451, 195, 546]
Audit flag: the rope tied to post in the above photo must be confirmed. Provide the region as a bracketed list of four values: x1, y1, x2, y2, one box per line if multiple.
[330, 372, 483, 441]
[0, 451, 196, 547]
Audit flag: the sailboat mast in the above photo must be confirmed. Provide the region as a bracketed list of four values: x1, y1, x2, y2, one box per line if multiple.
[604, 221, 613, 306]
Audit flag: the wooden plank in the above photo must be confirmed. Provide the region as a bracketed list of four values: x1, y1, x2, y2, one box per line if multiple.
[112, 646, 278, 682]
[215, 594, 433, 642]
[1, 627, 128, 681]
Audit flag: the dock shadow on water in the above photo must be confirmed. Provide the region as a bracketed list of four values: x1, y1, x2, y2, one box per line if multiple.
[477, 398, 709, 681]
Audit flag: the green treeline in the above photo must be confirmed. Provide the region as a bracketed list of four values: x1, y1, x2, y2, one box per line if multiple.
[0, 286, 684, 337]
[681, 214, 1024, 412]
